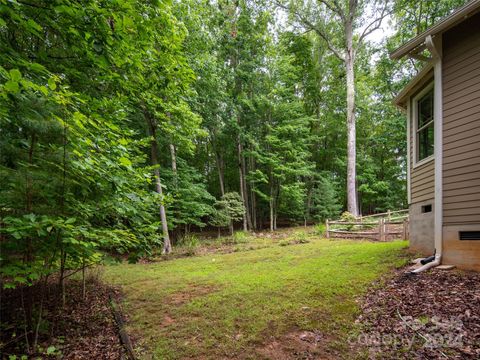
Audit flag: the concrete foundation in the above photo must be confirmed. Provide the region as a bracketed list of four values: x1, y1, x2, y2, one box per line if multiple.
[443, 224, 480, 271]
[409, 199, 435, 255]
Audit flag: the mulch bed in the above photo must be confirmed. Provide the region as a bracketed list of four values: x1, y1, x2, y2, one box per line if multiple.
[355, 268, 480, 359]
[1, 278, 128, 359]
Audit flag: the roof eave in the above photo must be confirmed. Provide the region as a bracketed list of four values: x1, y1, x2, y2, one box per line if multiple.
[390, 0, 480, 60]
[394, 64, 434, 109]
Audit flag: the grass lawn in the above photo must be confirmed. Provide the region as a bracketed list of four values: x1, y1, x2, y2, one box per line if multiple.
[104, 228, 408, 359]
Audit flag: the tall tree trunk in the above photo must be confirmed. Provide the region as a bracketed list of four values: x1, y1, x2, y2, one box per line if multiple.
[237, 139, 248, 231]
[345, 22, 358, 216]
[170, 143, 178, 188]
[249, 155, 256, 230]
[305, 181, 313, 227]
[145, 109, 172, 254]
[241, 144, 252, 230]
[215, 150, 225, 196]
[269, 182, 274, 232]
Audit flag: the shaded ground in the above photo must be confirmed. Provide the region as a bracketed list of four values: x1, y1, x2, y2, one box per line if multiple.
[356, 269, 480, 359]
[1, 277, 125, 359]
[104, 228, 409, 359]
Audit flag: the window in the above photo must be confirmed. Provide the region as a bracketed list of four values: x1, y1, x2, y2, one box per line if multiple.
[415, 87, 434, 162]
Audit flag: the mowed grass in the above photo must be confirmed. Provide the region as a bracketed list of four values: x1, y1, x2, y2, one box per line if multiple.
[104, 229, 408, 359]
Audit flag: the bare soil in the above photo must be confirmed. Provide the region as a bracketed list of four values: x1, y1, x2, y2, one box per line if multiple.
[256, 330, 339, 360]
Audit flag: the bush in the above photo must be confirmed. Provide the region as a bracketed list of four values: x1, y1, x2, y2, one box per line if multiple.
[178, 234, 200, 247]
[340, 211, 356, 222]
[232, 231, 249, 244]
[177, 234, 200, 256]
[316, 223, 326, 237]
[297, 232, 310, 244]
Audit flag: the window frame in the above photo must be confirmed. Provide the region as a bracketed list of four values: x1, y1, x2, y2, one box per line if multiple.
[412, 82, 435, 168]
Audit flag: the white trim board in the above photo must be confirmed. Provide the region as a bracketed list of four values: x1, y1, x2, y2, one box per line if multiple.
[412, 81, 435, 169]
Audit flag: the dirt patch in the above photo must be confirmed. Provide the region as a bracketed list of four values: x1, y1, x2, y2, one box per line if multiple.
[355, 268, 480, 359]
[166, 284, 219, 306]
[256, 330, 338, 360]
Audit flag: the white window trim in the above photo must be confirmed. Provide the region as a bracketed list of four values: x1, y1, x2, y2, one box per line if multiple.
[412, 82, 435, 168]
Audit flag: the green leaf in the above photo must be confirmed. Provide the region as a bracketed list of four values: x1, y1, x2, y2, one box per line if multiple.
[39, 86, 49, 96]
[9, 69, 22, 81]
[119, 157, 132, 167]
[46, 346, 56, 355]
[4, 80, 19, 93]
[48, 77, 57, 90]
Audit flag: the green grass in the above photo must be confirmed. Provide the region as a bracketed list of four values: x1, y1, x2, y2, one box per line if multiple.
[104, 228, 408, 359]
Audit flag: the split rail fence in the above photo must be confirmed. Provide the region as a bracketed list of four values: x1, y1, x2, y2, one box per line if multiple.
[326, 209, 409, 241]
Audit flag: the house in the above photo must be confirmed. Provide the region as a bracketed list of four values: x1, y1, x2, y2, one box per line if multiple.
[391, 0, 480, 271]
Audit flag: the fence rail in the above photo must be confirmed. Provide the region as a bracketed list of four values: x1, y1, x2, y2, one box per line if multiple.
[325, 210, 409, 241]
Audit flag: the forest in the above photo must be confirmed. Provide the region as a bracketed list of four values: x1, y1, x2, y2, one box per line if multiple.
[0, 0, 473, 358]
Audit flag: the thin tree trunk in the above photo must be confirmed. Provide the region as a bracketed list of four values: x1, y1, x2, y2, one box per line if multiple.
[345, 23, 358, 216]
[305, 183, 313, 227]
[237, 139, 248, 231]
[170, 143, 178, 187]
[269, 193, 274, 232]
[250, 155, 256, 230]
[82, 259, 86, 300]
[240, 144, 252, 229]
[215, 150, 225, 196]
[144, 108, 172, 254]
[59, 249, 66, 307]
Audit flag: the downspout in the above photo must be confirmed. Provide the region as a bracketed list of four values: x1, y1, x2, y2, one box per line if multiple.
[411, 35, 443, 273]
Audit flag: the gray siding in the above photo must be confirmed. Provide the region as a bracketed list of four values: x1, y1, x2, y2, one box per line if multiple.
[442, 13, 480, 225]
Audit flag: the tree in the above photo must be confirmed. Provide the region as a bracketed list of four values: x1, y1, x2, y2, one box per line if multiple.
[210, 192, 246, 236]
[278, 0, 392, 216]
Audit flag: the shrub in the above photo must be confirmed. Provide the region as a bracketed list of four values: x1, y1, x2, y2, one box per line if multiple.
[232, 230, 249, 244]
[316, 223, 326, 237]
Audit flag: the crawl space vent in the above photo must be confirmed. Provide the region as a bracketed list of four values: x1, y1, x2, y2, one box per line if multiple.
[459, 231, 480, 240]
[421, 204, 432, 213]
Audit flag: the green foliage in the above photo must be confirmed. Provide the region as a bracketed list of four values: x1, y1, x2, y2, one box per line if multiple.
[232, 231, 250, 244]
[315, 223, 327, 237]
[340, 212, 357, 222]
[309, 174, 342, 222]
[210, 192, 245, 231]
[0, 0, 465, 355]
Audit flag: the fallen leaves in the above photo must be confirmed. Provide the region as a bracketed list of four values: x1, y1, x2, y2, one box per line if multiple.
[355, 269, 480, 359]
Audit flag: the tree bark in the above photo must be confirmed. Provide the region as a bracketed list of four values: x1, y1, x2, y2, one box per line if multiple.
[215, 150, 225, 196]
[269, 184, 274, 232]
[145, 108, 172, 254]
[345, 20, 358, 216]
[237, 139, 248, 231]
[169, 143, 178, 188]
[249, 155, 256, 230]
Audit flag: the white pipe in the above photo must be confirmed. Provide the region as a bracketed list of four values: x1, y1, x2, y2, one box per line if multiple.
[411, 254, 441, 273]
[411, 36, 443, 274]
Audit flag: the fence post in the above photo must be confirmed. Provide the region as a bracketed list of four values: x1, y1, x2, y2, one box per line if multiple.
[402, 218, 408, 240]
[378, 218, 385, 241]
[387, 209, 391, 222]
[326, 219, 330, 239]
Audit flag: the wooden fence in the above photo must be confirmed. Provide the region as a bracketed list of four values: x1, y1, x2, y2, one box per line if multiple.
[325, 210, 409, 241]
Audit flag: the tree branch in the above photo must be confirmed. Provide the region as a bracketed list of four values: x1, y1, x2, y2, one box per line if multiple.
[318, 0, 346, 22]
[275, 1, 345, 62]
[356, 0, 392, 48]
